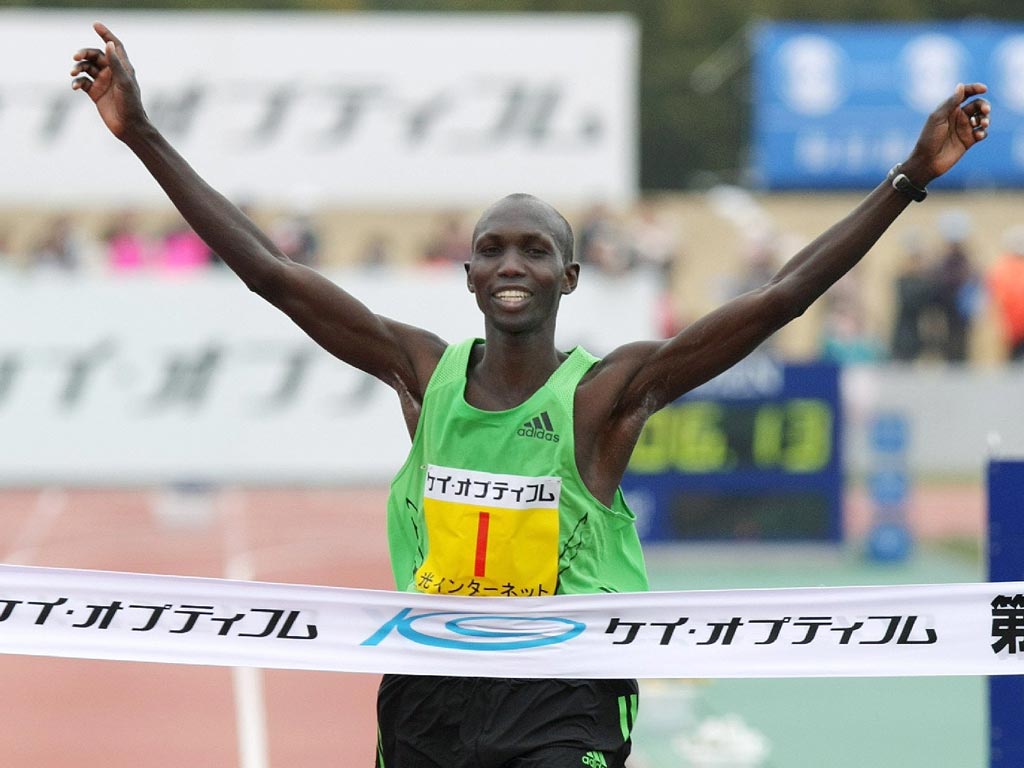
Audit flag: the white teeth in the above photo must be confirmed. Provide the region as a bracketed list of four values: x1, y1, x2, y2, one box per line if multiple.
[495, 290, 530, 301]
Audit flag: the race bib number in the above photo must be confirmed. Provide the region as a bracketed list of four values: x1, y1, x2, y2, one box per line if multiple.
[415, 465, 561, 597]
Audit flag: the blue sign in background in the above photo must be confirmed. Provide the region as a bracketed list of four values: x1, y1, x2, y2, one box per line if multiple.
[753, 22, 1024, 189]
[623, 360, 843, 543]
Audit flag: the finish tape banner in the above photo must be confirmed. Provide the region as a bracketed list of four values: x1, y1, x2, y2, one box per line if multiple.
[1, 564, 1023, 678]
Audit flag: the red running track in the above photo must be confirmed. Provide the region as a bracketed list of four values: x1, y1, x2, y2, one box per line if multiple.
[0, 487, 393, 768]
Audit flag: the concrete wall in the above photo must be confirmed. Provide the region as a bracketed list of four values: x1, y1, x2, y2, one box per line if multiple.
[842, 363, 1024, 477]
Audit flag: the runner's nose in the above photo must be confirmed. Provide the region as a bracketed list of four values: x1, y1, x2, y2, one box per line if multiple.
[496, 247, 527, 276]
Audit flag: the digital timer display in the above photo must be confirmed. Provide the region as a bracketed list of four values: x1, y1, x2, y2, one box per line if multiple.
[622, 361, 843, 543]
[629, 399, 833, 475]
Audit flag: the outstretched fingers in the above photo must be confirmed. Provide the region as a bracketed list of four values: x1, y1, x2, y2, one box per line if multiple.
[93, 21, 122, 47]
[71, 27, 132, 93]
[960, 82, 988, 99]
[935, 83, 991, 146]
[911, 82, 993, 178]
[936, 83, 983, 116]
[71, 48, 103, 93]
[959, 84, 991, 142]
[967, 100, 991, 140]
[70, 59, 101, 79]
[71, 21, 147, 140]
[73, 47, 106, 64]
[94, 22, 132, 70]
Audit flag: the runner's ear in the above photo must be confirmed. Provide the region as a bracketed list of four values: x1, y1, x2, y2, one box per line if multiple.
[465, 261, 474, 293]
[561, 262, 579, 295]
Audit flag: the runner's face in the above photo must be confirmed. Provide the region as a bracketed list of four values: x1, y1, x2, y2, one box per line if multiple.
[466, 199, 578, 333]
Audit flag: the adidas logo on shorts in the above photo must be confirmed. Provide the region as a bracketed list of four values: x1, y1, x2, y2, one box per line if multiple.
[516, 411, 560, 442]
[581, 751, 608, 768]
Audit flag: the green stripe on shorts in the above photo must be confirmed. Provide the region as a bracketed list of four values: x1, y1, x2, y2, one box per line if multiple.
[617, 693, 638, 742]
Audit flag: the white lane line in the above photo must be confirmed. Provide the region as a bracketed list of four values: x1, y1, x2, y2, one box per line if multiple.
[221, 488, 271, 768]
[5, 488, 67, 565]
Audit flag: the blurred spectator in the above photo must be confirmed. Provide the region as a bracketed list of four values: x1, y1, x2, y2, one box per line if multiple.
[889, 232, 934, 362]
[270, 212, 320, 268]
[27, 215, 100, 273]
[987, 225, 1024, 362]
[155, 216, 212, 274]
[576, 203, 628, 274]
[820, 278, 883, 364]
[932, 209, 981, 363]
[104, 210, 151, 272]
[625, 201, 680, 279]
[624, 201, 686, 337]
[424, 213, 471, 268]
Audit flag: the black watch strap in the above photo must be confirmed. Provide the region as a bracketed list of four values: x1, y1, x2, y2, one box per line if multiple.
[887, 163, 928, 202]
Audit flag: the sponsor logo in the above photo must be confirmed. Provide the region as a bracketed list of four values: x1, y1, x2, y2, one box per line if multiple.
[517, 411, 560, 442]
[361, 608, 584, 651]
[581, 752, 608, 767]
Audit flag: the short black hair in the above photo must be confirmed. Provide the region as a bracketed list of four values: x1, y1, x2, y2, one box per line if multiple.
[473, 193, 575, 264]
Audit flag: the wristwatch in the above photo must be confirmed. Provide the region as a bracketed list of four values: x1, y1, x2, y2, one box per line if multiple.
[887, 163, 928, 202]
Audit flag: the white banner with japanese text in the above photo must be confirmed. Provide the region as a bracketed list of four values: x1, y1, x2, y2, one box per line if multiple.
[1, 10, 637, 207]
[1, 564, 1022, 678]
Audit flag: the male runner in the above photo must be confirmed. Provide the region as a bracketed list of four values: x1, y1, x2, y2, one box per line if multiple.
[72, 21, 990, 767]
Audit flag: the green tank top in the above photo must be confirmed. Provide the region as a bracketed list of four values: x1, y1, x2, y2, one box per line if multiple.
[386, 338, 649, 596]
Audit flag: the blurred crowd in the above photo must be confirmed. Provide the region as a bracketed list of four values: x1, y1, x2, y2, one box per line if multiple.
[3, 203, 1023, 365]
[885, 214, 1024, 365]
[0, 209, 321, 276]
[724, 209, 1024, 367]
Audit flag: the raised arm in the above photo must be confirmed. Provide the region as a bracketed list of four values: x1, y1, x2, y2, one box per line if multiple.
[71, 23, 445, 430]
[613, 83, 990, 414]
[574, 84, 991, 502]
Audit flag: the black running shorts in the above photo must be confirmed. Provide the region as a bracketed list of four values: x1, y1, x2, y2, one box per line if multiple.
[375, 675, 639, 768]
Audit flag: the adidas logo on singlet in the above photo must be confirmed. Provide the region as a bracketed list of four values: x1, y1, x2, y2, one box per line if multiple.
[517, 411, 560, 442]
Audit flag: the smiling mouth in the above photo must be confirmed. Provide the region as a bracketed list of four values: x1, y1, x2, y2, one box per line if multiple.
[493, 289, 531, 306]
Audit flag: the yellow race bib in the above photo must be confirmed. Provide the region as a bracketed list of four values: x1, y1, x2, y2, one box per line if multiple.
[415, 465, 561, 597]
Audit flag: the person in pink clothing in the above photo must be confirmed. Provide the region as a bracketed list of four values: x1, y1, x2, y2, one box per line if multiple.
[105, 211, 149, 272]
[155, 216, 212, 274]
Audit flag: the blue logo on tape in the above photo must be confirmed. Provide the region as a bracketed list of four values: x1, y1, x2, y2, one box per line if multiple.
[361, 609, 585, 651]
